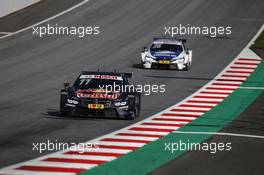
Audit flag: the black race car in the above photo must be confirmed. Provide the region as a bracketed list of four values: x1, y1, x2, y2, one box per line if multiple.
[60, 71, 141, 119]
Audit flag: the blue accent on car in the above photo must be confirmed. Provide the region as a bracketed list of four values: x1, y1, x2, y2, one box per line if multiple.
[150, 50, 182, 60]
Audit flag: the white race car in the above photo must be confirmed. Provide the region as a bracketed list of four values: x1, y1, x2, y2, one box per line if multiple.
[141, 37, 192, 70]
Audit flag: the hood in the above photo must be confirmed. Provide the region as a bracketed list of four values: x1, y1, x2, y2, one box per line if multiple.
[150, 49, 182, 60]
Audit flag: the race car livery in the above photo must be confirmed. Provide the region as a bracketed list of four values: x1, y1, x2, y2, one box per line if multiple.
[141, 37, 192, 70]
[60, 71, 141, 119]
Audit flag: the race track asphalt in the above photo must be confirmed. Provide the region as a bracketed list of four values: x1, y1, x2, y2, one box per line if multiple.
[0, 0, 264, 169]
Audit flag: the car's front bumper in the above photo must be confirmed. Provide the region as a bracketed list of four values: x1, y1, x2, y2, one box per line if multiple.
[142, 59, 186, 70]
[64, 100, 132, 118]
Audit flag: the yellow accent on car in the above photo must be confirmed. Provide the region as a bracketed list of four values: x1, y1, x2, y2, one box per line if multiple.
[88, 104, 104, 109]
[158, 60, 170, 64]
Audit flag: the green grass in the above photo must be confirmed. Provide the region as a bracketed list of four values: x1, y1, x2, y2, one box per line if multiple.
[251, 31, 264, 49]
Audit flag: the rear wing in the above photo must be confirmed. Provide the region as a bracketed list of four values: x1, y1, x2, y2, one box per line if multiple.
[153, 36, 187, 43]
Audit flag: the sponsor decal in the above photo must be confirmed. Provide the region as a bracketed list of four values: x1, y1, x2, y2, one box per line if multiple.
[76, 92, 120, 99]
[80, 75, 123, 80]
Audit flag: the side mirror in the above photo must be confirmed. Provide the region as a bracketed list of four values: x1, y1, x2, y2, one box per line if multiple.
[64, 82, 70, 89]
[181, 39, 187, 43]
[186, 48, 189, 54]
[142, 46, 147, 52]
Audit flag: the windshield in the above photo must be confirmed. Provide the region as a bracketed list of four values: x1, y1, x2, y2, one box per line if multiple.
[74, 78, 124, 89]
[150, 44, 183, 52]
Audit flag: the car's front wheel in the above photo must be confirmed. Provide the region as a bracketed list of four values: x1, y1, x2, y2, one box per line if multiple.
[130, 95, 141, 120]
[183, 59, 192, 71]
[60, 94, 71, 116]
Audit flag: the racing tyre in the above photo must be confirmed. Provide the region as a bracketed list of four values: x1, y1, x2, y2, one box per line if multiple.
[60, 94, 70, 116]
[183, 60, 192, 71]
[141, 60, 145, 69]
[130, 96, 141, 120]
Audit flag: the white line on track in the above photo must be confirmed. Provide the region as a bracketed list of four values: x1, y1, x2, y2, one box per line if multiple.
[146, 120, 189, 124]
[218, 77, 247, 81]
[189, 98, 223, 102]
[109, 135, 158, 141]
[0, 170, 73, 175]
[212, 80, 242, 84]
[0, 0, 90, 39]
[200, 90, 233, 94]
[154, 116, 197, 120]
[194, 93, 229, 97]
[166, 111, 205, 115]
[228, 68, 256, 71]
[171, 106, 211, 111]
[182, 102, 217, 107]
[136, 125, 180, 130]
[22, 161, 95, 170]
[230, 65, 257, 68]
[222, 72, 251, 76]
[80, 148, 130, 154]
[208, 85, 239, 89]
[47, 154, 116, 161]
[95, 141, 146, 147]
[237, 86, 264, 90]
[0, 32, 13, 35]
[173, 131, 264, 139]
[120, 130, 169, 136]
[235, 60, 261, 64]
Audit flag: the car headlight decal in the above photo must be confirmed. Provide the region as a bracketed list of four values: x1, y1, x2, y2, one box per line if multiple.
[173, 57, 185, 62]
[67, 99, 79, 105]
[145, 55, 156, 60]
[115, 101, 127, 106]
